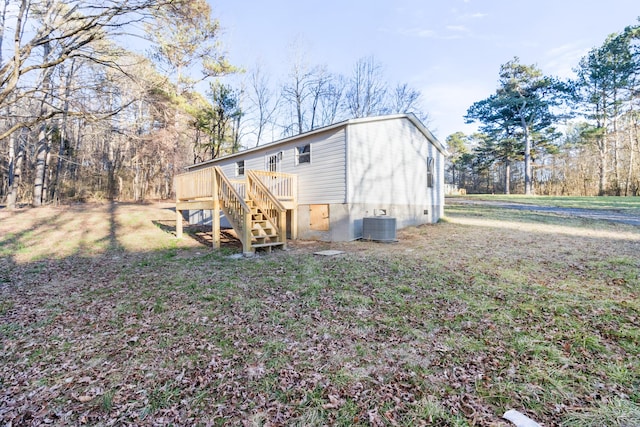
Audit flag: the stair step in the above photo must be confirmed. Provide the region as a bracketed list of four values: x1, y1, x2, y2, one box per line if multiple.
[251, 226, 274, 232]
[252, 242, 285, 249]
[252, 224, 273, 231]
[253, 233, 278, 241]
[253, 232, 274, 237]
[252, 232, 277, 238]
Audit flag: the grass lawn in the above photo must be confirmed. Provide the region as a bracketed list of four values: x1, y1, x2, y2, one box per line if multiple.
[450, 194, 640, 214]
[1, 201, 639, 426]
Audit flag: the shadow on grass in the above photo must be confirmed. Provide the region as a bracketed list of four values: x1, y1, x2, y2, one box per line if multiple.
[91, 201, 124, 253]
[445, 203, 640, 239]
[156, 205, 242, 250]
[152, 220, 243, 251]
[1, 201, 639, 426]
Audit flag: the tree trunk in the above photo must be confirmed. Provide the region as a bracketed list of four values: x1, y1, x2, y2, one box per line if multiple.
[627, 119, 637, 196]
[0, 0, 6, 63]
[597, 137, 607, 196]
[612, 117, 621, 195]
[33, 126, 49, 206]
[521, 115, 533, 195]
[504, 160, 511, 195]
[43, 148, 52, 202]
[106, 137, 120, 200]
[50, 60, 76, 203]
[133, 161, 140, 201]
[452, 165, 457, 188]
[296, 89, 303, 134]
[7, 131, 22, 209]
[33, 38, 53, 207]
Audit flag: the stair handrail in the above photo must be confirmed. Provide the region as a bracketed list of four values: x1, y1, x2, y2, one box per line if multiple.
[249, 170, 296, 200]
[247, 170, 286, 211]
[247, 170, 286, 238]
[214, 166, 252, 249]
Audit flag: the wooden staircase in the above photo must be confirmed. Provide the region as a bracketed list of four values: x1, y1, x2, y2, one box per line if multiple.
[248, 199, 284, 252]
[174, 166, 295, 255]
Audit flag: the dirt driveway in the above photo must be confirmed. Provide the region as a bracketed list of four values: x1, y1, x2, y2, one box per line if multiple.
[447, 197, 640, 227]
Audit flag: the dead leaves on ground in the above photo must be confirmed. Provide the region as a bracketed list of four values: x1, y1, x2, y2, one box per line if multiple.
[2, 205, 639, 425]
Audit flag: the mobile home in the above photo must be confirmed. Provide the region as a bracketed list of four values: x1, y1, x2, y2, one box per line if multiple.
[174, 113, 448, 253]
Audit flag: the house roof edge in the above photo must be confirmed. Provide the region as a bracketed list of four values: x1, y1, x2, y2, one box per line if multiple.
[185, 113, 448, 171]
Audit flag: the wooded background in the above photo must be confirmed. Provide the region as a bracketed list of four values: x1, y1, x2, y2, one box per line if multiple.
[0, 1, 638, 209]
[450, 25, 640, 196]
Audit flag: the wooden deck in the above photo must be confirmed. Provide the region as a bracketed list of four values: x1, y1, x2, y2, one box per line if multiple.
[174, 167, 297, 255]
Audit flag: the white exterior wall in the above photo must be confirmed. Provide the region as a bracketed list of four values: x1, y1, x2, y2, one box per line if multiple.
[192, 128, 347, 205]
[345, 117, 445, 239]
[288, 128, 347, 205]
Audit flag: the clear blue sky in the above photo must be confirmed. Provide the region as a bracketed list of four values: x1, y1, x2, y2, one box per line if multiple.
[211, 0, 639, 141]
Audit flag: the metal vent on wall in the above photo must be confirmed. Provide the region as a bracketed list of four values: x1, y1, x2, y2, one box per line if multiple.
[362, 216, 397, 242]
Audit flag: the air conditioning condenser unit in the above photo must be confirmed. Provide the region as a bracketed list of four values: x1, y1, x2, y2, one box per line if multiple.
[362, 216, 397, 242]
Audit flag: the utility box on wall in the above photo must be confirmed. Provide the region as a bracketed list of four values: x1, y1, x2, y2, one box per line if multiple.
[362, 216, 397, 242]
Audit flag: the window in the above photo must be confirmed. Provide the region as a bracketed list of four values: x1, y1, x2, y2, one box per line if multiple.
[296, 144, 311, 165]
[236, 160, 245, 176]
[427, 157, 434, 188]
[266, 153, 281, 172]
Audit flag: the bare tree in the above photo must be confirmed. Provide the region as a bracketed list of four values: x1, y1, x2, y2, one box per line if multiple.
[0, 0, 175, 140]
[281, 46, 314, 135]
[319, 74, 346, 127]
[307, 65, 332, 130]
[248, 63, 279, 146]
[1, 0, 179, 207]
[146, 0, 236, 189]
[345, 56, 387, 118]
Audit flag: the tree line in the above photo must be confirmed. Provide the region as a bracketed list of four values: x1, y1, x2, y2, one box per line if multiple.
[450, 21, 640, 196]
[0, 0, 429, 208]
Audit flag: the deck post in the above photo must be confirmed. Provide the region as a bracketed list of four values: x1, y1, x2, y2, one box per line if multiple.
[243, 212, 253, 256]
[278, 211, 287, 249]
[176, 208, 183, 239]
[212, 170, 221, 249]
[174, 175, 183, 239]
[291, 175, 298, 240]
[290, 208, 298, 240]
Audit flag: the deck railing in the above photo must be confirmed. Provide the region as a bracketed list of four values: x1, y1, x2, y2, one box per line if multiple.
[174, 168, 215, 200]
[250, 170, 297, 201]
[229, 179, 246, 200]
[175, 168, 296, 203]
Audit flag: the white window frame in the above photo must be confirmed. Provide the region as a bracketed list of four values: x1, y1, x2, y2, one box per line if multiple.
[295, 144, 311, 165]
[236, 160, 245, 176]
[266, 151, 282, 172]
[427, 157, 434, 188]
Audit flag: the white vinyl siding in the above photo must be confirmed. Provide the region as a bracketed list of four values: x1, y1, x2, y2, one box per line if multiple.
[200, 128, 347, 205]
[293, 130, 345, 204]
[347, 117, 443, 209]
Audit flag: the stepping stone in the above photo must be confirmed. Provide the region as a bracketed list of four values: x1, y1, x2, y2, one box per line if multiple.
[313, 250, 344, 256]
